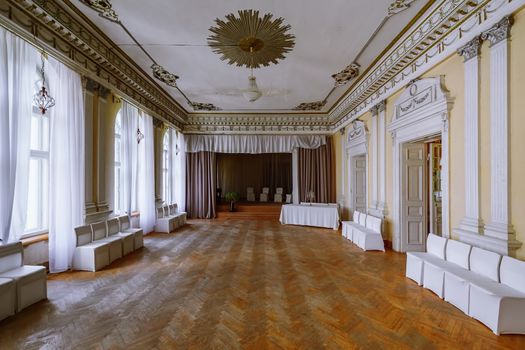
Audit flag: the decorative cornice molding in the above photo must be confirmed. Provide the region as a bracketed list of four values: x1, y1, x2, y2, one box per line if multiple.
[388, 0, 418, 17]
[0, 0, 186, 129]
[481, 15, 513, 46]
[184, 113, 330, 134]
[188, 102, 222, 112]
[457, 36, 482, 62]
[293, 100, 327, 111]
[151, 64, 179, 88]
[329, 0, 522, 133]
[332, 63, 360, 86]
[79, 0, 119, 23]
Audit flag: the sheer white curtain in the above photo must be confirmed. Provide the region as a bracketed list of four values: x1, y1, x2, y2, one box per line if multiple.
[120, 101, 139, 215]
[138, 112, 155, 233]
[173, 130, 186, 212]
[0, 28, 37, 244]
[47, 57, 84, 272]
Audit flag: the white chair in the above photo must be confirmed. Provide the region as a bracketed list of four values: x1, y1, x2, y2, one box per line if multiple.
[469, 256, 525, 335]
[260, 187, 270, 202]
[405, 233, 447, 286]
[72, 225, 110, 272]
[355, 215, 385, 251]
[442, 240, 473, 313]
[274, 187, 283, 203]
[0, 277, 16, 321]
[155, 207, 175, 233]
[0, 242, 47, 312]
[285, 194, 292, 204]
[91, 221, 123, 264]
[118, 215, 144, 249]
[247, 187, 255, 202]
[342, 211, 361, 241]
[107, 218, 134, 256]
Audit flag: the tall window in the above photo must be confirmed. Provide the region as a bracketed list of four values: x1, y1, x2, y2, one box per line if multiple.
[114, 111, 122, 213]
[162, 130, 171, 203]
[25, 106, 50, 234]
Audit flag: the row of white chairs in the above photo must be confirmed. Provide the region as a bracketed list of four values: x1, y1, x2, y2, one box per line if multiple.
[73, 215, 143, 272]
[247, 187, 291, 203]
[341, 211, 385, 251]
[0, 242, 47, 321]
[406, 233, 525, 335]
[155, 204, 187, 233]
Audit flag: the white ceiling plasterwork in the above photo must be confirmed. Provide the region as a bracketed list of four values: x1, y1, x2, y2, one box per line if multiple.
[1, 0, 522, 135]
[71, 0, 428, 114]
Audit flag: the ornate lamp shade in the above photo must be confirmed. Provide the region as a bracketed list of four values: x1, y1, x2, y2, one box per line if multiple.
[33, 53, 55, 115]
[33, 86, 55, 115]
[242, 76, 262, 102]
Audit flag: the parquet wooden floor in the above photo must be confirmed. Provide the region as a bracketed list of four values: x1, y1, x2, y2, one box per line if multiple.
[1, 219, 524, 349]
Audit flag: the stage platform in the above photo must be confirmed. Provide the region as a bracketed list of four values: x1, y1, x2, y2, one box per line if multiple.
[216, 201, 282, 220]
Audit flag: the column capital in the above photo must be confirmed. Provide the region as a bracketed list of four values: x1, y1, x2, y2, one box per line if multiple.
[481, 16, 513, 47]
[370, 100, 386, 115]
[339, 127, 345, 135]
[457, 36, 482, 62]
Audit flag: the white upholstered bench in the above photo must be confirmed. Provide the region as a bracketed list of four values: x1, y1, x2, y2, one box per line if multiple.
[0, 277, 16, 321]
[0, 242, 47, 312]
[107, 218, 135, 256]
[342, 211, 385, 252]
[73, 225, 110, 271]
[406, 234, 525, 335]
[91, 221, 123, 263]
[117, 215, 144, 249]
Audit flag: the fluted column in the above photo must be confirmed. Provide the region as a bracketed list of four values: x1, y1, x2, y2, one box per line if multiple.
[481, 17, 521, 255]
[457, 36, 483, 234]
[369, 101, 387, 217]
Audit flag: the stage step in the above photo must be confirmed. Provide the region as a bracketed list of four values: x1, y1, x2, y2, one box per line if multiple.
[216, 202, 282, 220]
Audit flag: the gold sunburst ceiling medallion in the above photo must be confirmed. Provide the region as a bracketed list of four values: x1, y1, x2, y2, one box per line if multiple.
[207, 9, 295, 68]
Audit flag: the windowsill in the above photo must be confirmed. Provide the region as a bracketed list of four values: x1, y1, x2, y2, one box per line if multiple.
[20, 232, 49, 247]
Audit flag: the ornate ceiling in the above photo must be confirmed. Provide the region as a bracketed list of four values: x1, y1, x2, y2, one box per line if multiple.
[70, 0, 429, 113]
[2, 0, 512, 134]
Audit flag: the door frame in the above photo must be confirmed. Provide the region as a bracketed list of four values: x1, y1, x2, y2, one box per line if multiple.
[388, 77, 453, 252]
[345, 120, 368, 214]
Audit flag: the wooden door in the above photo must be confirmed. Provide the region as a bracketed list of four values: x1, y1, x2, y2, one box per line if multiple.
[402, 143, 427, 252]
[352, 155, 367, 213]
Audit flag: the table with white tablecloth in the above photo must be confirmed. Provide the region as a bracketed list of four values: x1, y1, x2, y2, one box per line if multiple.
[279, 203, 340, 230]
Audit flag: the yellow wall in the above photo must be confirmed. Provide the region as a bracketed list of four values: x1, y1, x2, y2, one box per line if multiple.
[510, 8, 525, 259]
[335, 6, 525, 258]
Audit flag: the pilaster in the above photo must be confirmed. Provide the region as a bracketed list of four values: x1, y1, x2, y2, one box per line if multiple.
[481, 16, 520, 255]
[456, 36, 483, 235]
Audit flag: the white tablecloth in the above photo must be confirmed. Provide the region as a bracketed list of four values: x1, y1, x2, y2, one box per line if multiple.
[279, 204, 340, 230]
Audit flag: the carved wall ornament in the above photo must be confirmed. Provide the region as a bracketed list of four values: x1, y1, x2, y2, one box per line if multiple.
[481, 16, 513, 47]
[207, 9, 295, 68]
[188, 102, 222, 111]
[457, 36, 482, 62]
[293, 100, 327, 111]
[387, 0, 418, 17]
[332, 62, 360, 86]
[347, 120, 365, 141]
[79, 0, 119, 22]
[370, 100, 386, 115]
[151, 64, 179, 88]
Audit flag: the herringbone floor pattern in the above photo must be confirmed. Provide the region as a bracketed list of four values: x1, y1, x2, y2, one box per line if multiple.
[1, 219, 524, 349]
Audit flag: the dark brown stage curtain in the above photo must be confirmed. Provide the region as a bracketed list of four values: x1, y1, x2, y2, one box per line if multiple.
[298, 136, 336, 203]
[216, 153, 292, 200]
[185, 151, 216, 219]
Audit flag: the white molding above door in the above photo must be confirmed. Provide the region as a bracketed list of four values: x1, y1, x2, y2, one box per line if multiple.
[388, 77, 454, 252]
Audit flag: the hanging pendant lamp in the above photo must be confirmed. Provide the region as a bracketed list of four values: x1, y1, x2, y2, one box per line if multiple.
[242, 46, 262, 103]
[33, 52, 55, 115]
